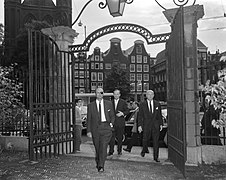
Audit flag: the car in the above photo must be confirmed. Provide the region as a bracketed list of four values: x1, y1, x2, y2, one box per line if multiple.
[123, 101, 168, 147]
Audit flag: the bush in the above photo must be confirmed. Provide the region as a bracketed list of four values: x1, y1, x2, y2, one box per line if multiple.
[0, 64, 25, 132]
[200, 64, 226, 128]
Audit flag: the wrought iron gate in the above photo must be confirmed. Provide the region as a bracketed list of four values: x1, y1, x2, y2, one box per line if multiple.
[166, 6, 186, 176]
[28, 30, 76, 160]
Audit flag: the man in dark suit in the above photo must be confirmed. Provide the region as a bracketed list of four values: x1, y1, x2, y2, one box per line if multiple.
[138, 90, 163, 162]
[87, 87, 115, 172]
[108, 89, 129, 156]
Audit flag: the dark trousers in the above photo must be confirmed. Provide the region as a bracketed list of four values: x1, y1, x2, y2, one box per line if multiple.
[109, 125, 124, 153]
[92, 123, 112, 168]
[75, 125, 82, 151]
[126, 132, 142, 150]
[142, 127, 160, 159]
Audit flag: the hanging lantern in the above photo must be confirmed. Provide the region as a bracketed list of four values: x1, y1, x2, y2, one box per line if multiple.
[106, 0, 126, 17]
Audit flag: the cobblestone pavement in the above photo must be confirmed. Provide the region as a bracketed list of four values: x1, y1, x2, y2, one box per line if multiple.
[1, 150, 226, 180]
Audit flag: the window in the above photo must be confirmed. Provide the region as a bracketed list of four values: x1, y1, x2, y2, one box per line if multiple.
[136, 45, 142, 54]
[143, 65, 149, 72]
[131, 56, 135, 63]
[105, 63, 111, 69]
[100, 63, 103, 69]
[75, 63, 78, 69]
[121, 64, 126, 69]
[95, 63, 99, 69]
[143, 56, 147, 63]
[95, 55, 99, 61]
[91, 82, 97, 90]
[130, 83, 135, 91]
[143, 74, 149, 81]
[130, 74, 135, 81]
[75, 71, 78, 77]
[80, 79, 84, 87]
[144, 83, 149, 91]
[130, 64, 135, 72]
[137, 74, 142, 81]
[79, 88, 85, 93]
[79, 71, 84, 78]
[91, 63, 94, 69]
[91, 72, 97, 81]
[137, 65, 142, 72]
[137, 55, 142, 63]
[137, 83, 142, 91]
[86, 63, 89, 70]
[86, 71, 89, 78]
[98, 82, 103, 88]
[98, 73, 103, 81]
[79, 63, 84, 69]
[75, 79, 79, 87]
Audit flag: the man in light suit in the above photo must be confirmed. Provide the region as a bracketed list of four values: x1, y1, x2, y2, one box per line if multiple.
[87, 87, 115, 172]
[108, 89, 129, 156]
[138, 90, 163, 162]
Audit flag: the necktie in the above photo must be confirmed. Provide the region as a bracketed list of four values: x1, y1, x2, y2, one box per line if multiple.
[99, 102, 102, 122]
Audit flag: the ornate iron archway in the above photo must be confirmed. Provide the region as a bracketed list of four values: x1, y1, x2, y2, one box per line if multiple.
[69, 23, 171, 53]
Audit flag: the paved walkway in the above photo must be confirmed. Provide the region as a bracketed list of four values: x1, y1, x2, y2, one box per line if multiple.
[68, 140, 170, 164]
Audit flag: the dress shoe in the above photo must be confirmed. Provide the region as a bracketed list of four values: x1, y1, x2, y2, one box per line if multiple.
[98, 167, 104, 172]
[107, 152, 113, 156]
[118, 151, 122, 155]
[154, 159, 160, 162]
[140, 152, 145, 157]
[123, 148, 131, 153]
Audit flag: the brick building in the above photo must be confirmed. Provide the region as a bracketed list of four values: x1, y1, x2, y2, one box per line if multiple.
[151, 39, 208, 102]
[86, 38, 153, 101]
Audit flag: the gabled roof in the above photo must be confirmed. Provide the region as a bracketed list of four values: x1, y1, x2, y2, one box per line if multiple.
[123, 46, 134, 56]
[197, 39, 207, 49]
[155, 49, 166, 64]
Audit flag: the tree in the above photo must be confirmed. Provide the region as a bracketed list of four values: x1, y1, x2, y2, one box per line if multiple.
[104, 63, 131, 99]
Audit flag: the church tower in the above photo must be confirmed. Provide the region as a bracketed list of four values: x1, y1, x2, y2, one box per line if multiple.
[4, 0, 72, 63]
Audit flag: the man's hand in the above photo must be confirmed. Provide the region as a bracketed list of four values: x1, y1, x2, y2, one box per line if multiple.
[87, 132, 92, 138]
[116, 111, 124, 117]
[138, 126, 143, 133]
[160, 125, 163, 131]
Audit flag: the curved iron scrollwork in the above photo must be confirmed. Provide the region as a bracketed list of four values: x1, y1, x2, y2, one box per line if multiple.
[69, 23, 170, 53]
[155, 0, 196, 10]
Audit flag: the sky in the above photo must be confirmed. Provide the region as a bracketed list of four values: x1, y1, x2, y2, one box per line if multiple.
[0, 0, 226, 57]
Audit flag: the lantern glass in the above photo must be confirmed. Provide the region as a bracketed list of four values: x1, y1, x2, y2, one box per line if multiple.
[106, 0, 126, 17]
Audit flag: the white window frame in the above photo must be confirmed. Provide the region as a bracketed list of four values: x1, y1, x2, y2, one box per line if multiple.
[143, 56, 147, 63]
[130, 64, 135, 72]
[137, 55, 142, 63]
[91, 72, 97, 81]
[98, 72, 103, 81]
[137, 74, 142, 81]
[137, 64, 142, 72]
[130, 73, 135, 81]
[143, 65, 149, 72]
[131, 56, 135, 63]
